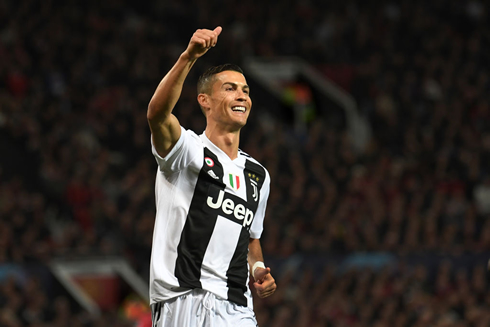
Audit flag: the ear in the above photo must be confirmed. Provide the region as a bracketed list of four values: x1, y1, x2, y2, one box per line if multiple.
[198, 93, 210, 112]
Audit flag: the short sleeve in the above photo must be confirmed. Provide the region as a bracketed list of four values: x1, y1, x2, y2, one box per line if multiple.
[249, 170, 271, 239]
[151, 126, 201, 174]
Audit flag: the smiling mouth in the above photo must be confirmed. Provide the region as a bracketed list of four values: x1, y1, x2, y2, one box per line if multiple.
[231, 106, 246, 113]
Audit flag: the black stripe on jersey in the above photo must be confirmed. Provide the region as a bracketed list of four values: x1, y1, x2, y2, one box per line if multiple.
[175, 148, 225, 289]
[238, 149, 251, 158]
[226, 227, 250, 306]
[226, 159, 267, 306]
[243, 159, 266, 209]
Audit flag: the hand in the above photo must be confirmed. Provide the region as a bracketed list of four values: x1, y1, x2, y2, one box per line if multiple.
[253, 267, 276, 298]
[184, 26, 222, 60]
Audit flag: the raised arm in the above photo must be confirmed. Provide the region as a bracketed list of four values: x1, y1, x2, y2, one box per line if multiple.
[147, 26, 222, 158]
[249, 238, 276, 298]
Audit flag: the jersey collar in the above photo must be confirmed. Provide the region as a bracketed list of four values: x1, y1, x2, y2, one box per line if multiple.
[200, 132, 245, 167]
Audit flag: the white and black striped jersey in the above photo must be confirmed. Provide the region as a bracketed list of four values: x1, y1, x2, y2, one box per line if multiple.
[149, 126, 270, 309]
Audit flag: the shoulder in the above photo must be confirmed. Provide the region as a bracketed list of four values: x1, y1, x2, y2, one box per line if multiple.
[183, 128, 202, 142]
[151, 127, 204, 173]
[238, 149, 270, 181]
[238, 149, 265, 168]
[176, 128, 205, 150]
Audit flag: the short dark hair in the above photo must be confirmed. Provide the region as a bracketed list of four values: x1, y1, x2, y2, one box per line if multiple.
[197, 64, 244, 95]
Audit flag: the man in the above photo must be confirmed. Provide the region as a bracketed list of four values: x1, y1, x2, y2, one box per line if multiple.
[147, 26, 276, 326]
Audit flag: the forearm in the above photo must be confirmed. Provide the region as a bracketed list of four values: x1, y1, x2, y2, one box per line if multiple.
[147, 27, 221, 157]
[147, 52, 197, 123]
[249, 238, 276, 297]
[248, 238, 265, 269]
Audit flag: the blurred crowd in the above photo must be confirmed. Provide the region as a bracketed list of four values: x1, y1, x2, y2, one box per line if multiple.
[1, 0, 490, 326]
[255, 262, 490, 327]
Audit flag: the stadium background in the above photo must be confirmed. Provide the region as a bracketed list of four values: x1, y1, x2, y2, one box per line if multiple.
[1, 0, 490, 326]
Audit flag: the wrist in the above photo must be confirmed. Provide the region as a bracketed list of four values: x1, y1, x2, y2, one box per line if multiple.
[179, 51, 196, 64]
[180, 50, 191, 61]
[252, 261, 265, 279]
[180, 49, 200, 62]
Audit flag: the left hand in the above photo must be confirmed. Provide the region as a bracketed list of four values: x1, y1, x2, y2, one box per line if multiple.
[252, 267, 276, 298]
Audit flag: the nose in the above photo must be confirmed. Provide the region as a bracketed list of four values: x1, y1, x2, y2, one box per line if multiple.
[236, 88, 247, 101]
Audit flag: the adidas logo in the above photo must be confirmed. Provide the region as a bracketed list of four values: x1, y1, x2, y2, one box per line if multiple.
[208, 170, 219, 180]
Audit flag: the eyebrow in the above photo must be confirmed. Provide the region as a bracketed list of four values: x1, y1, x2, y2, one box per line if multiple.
[222, 82, 250, 90]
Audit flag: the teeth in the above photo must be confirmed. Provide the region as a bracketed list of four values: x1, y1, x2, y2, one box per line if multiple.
[232, 106, 246, 112]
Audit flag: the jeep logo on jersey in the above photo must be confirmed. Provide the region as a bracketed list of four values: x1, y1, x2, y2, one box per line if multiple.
[206, 190, 254, 228]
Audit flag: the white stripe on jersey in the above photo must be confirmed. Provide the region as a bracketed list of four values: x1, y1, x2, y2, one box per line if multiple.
[200, 216, 242, 295]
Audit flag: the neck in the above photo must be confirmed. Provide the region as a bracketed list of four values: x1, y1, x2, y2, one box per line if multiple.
[205, 126, 241, 160]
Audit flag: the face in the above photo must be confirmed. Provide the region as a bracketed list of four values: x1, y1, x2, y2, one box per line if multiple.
[203, 70, 252, 130]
